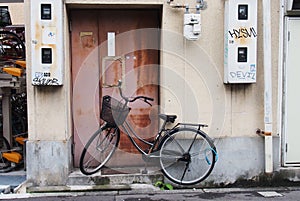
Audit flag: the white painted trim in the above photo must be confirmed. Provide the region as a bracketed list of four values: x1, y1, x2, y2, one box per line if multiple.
[64, 0, 164, 5]
[107, 32, 115, 57]
[282, 16, 289, 167]
[278, 0, 285, 167]
[282, 17, 300, 167]
[287, 0, 294, 11]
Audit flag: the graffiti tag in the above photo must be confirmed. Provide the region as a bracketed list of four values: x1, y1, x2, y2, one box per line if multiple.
[229, 71, 256, 80]
[33, 77, 59, 85]
[228, 27, 257, 39]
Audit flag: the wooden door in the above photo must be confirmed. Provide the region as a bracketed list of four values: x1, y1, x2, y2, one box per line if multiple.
[71, 9, 161, 167]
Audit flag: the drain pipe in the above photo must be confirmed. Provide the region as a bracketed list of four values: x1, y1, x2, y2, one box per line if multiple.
[262, 0, 273, 173]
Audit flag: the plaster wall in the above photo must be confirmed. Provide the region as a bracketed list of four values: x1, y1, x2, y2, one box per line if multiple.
[24, 0, 282, 186]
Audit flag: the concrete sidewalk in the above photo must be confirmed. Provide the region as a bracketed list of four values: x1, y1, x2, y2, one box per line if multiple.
[1, 168, 163, 195]
[1, 184, 300, 200]
[1, 169, 300, 200]
[0, 170, 26, 194]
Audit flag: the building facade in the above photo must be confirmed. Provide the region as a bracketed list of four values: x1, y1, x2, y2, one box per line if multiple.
[0, 2, 24, 25]
[5, 0, 298, 186]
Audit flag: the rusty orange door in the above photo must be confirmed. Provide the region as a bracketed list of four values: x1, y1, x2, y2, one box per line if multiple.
[71, 9, 161, 167]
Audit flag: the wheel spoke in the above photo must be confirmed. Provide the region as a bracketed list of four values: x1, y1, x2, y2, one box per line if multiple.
[163, 159, 186, 174]
[161, 149, 183, 159]
[96, 132, 112, 152]
[83, 155, 95, 170]
[186, 133, 198, 153]
[167, 134, 185, 154]
[160, 128, 216, 185]
[180, 162, 190, 183]
[80, 126, 119, 175]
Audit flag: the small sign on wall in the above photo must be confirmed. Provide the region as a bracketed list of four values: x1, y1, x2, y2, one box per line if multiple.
[42, 27, 56, 44]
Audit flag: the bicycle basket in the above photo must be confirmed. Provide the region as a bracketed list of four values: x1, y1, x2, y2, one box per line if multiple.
[100, 95, 130, 126]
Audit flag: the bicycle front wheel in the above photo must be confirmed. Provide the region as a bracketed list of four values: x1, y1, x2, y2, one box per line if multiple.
[159, 127, 217, 185]
[79, 125, 120, 175]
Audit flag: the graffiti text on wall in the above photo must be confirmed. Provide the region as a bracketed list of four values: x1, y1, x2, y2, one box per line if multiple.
[229, 64, 256, 81]
[228, 27, 257, 39]
[32, 72, 60, 85]
[229, 71, 256, 80]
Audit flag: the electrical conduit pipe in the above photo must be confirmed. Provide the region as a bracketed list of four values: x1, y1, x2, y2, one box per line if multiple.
[263, 0, 273, 173]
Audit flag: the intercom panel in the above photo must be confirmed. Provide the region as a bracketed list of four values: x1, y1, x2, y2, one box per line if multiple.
[30, 1, 63, 86]
[224, 0, 257, 83]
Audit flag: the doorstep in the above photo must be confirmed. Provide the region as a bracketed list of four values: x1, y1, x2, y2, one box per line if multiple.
[27, 168, 164, 193]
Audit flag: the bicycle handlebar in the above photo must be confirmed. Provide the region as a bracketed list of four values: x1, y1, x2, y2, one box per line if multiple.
[117, 80, 154, 106]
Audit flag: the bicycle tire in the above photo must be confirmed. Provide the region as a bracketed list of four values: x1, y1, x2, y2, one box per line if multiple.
[0, 136, 11, 171]
[159, 127, 217, 185]
[0, 31, 25, 60]
[79, 124, 120, 175]
[0, 135, 10, 151]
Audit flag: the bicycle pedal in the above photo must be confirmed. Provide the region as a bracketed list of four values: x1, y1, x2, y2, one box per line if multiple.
[141, 168, 148, 174]
[142, 152, 159, 163]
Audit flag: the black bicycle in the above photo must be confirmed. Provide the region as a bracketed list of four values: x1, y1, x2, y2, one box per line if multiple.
[80, 81, 218, 185]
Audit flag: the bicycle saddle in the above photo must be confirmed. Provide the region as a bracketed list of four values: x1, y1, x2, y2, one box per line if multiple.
[159, 114, 177, 123]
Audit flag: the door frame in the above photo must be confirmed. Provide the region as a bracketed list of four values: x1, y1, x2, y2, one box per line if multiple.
[281, 16, 300, 166]
[68, 5, 163, 167]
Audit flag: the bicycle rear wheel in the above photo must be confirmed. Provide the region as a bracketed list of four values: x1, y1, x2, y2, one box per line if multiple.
[79, 125, 120, 175]
[0, 31, 25, 61]
[159, 127, 217, 185]
[0, 136, 11, 171]
[0, 136, 10, 150]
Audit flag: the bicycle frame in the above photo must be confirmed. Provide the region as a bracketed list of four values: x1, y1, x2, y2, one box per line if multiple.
[117, 116, 210, 157]
[118, 117, 169, 156]
[105, 81, 210, 158]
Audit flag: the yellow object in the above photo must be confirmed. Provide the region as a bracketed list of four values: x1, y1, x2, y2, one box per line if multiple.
[3, 67, 23, 77]
[15, 60, 26, 68]
[15, 137, 27, 145]
[2, 152, 22, 163]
